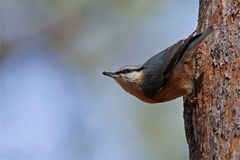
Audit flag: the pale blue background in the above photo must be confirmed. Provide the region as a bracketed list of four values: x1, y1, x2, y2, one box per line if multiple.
[1, 0, 198, 159]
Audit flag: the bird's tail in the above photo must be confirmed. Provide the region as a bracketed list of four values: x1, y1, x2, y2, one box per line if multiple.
[186, 26, 214, 52]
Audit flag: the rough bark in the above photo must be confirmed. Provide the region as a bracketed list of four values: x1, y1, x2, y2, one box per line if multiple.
[184, 0, 240, 159]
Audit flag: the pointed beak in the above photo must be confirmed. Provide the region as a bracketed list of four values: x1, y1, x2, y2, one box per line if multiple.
[102, 71, 118, 78]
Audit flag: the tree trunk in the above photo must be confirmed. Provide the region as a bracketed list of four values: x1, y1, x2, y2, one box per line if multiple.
[183, 0, 240, 159]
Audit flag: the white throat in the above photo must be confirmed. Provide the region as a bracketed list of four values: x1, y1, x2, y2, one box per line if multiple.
[124, 71, 142, 82]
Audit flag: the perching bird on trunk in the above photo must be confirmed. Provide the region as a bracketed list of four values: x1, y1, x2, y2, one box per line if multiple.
[103, 26, 214, 103]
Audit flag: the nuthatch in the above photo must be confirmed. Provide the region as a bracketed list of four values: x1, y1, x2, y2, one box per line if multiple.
[103, 26, 214, 103]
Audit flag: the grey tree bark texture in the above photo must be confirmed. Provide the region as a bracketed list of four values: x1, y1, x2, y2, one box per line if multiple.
[183, 0, 240, 160]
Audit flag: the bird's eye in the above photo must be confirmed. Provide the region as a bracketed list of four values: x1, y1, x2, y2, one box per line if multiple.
[124, 69, 130, 73]
[122, 69, 133, 74]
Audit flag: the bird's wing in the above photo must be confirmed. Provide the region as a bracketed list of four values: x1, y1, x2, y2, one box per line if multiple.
[163, 26, 214, 76]
[142, 26, 214, 99]
[162, 31, 198, 76]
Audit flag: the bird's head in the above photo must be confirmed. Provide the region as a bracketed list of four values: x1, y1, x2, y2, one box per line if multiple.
[103, 65, 145, 99]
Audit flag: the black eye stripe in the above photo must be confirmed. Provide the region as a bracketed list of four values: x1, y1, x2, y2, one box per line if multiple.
[115, 69, 131, 74]
[115, 66, 143, 74]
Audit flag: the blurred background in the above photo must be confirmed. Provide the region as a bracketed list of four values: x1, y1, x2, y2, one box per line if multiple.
[1, 0, 199, 159]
